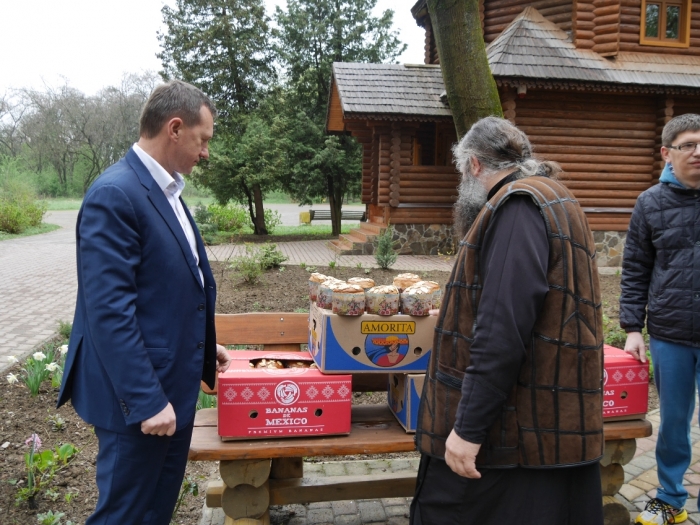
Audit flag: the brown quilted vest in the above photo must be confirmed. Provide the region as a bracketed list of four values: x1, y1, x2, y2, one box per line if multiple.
[415, 176, 604, 467]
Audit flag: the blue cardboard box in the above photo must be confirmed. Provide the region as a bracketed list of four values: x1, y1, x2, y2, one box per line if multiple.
[308, 303, 434, 373]
[388, 373, 425, 433]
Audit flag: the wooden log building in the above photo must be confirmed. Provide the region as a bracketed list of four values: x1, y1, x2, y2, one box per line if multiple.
[325, 0, 700, 263]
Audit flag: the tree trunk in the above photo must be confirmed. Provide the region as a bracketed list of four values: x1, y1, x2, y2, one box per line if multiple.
[252, 183, 268, 235]
[427, 0, 503, 138]
[327, 175, 342, 237]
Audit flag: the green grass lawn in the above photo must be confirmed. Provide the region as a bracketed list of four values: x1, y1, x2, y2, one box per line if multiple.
[0, 223, 61, 241]
[42, 198, 84, 211]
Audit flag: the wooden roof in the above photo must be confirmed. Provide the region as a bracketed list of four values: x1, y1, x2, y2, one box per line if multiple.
[329, 6, 700, 126]
[489, 7, 700, 88]
[331, 62, 452, 120]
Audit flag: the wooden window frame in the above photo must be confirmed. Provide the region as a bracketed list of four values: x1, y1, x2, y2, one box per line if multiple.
[639, 0, 692, 48]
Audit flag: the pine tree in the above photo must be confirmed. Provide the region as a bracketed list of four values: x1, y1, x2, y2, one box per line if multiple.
[374, 226, 397, 270]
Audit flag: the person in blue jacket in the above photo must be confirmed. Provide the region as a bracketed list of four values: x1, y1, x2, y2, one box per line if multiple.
[621, 113, 700, 525]
[57, 80, 231, 524]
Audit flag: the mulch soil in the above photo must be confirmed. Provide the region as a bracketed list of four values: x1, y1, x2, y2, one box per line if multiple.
[0, 265, 652, 524]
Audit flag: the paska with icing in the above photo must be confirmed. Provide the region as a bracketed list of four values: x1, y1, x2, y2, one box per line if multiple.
[393, 273, 421, 292]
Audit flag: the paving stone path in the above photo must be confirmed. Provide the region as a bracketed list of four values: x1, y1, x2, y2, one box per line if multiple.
[2, 212, 698, 525]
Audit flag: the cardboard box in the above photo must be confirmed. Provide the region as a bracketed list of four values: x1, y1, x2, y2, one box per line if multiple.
[603, 344, 649, 420]
[388, 373, 425, 433]
[217, 351, 352, 440]
[308, 302, 435, 373]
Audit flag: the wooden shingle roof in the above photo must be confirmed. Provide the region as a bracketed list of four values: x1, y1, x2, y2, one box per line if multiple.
[331, 62, 452, 120]
[488, 7, 700, 88]
[331, 6, 700, 122]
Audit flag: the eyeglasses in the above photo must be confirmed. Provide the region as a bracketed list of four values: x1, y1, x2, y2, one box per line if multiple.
[667, 142, 700, 153]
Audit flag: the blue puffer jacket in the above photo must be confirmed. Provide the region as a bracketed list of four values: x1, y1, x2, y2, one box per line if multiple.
[620, 167, 700, 346]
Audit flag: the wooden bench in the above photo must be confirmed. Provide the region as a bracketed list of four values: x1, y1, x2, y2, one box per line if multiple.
[192, 313, 653, 525]
[308, 209, 367, 222]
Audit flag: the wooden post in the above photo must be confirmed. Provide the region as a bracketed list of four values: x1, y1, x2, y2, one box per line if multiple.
[221, 481, 270, 520]
[390, 123, 401, 208]
[271, 457, 304, 480]
[220, 459, 271, 488]
[601, 438, 636, 467]
[602, 495, 629, 525]
[223, 512, 270, 525]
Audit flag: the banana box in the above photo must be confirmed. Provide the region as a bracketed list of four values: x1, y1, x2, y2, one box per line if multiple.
[308, 302, 435, 373]
[603, 344, 649, 420]
[388, 373, 425, 433]
[217, 351, 352, 440]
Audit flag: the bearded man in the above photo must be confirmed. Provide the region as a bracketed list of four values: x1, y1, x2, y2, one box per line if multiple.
[411, 117, 605, 525]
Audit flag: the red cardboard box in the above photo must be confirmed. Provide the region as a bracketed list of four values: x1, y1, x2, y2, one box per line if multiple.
[217, 351, 352, 440]
[603, 344, 649, 420]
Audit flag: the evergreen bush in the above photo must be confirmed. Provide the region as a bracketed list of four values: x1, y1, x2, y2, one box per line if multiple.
[374, 225, 397, 269]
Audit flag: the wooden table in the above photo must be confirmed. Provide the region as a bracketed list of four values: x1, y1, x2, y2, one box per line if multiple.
[190, 405, 652, 525]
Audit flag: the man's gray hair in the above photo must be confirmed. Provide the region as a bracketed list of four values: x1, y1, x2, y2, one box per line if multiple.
[662, 114, 700, 147]
[139, 80, 217, 139]
[452, 116, 560, 180]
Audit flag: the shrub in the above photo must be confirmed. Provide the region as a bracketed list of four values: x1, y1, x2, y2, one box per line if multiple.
[0, 180, 47, 234]
[230, 244, 264, 283]
[258, 243, 287, 269]
[264, 208, 282, 234]
[374, 225, 397, 269]
[230, 243, 288, 283]
[208, 204, 247, 233]
[57, 320, 72, 341]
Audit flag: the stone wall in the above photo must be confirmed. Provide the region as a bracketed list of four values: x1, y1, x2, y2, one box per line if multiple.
[594, 230, 626, 267]
[390, 224, 458, 256]
[360, 225, 625, 266]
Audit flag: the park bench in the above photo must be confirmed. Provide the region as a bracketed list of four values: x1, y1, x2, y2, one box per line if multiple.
[308, 209, 367, 222]
[191, 312, 652, 525]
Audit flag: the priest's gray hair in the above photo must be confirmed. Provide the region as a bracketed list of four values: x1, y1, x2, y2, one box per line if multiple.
[452, 116, 560, 180]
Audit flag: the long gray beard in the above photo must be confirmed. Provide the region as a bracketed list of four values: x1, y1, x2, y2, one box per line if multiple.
[453, 172, 489, 240]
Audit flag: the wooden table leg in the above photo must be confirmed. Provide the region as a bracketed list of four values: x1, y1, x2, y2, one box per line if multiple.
[600, 438, 637, 525]
[219, 459, 272, 522]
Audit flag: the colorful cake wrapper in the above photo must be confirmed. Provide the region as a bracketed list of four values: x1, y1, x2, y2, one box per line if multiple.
[400, 293, 432, 316]
[332, 293, 366, 316]
[365, 292, 400, 316]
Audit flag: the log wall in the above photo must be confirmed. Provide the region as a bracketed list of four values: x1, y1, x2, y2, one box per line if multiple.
[345, 120, 373, 204]
[619, 0, 700, 55]
[673, 95, 700, 117]
[592, 0, 621, 55]
[512, 90, 657, 230]
[484, 0, 573, 43]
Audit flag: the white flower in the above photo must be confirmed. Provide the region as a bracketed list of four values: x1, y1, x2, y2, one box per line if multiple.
[32, 351, 46, 361]
[6, 373, 18, 384]
[60, 345, 68, 355]
[45, 363, 59, 372]
[7, 356, 18, 364]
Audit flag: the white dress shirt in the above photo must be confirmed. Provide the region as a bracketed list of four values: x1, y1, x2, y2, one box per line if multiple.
[133, 144, 204, 286]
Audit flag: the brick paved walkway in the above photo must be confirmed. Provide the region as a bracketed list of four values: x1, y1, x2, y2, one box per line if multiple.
[3, 213, 698, 525]
[0, 210, 78, 370]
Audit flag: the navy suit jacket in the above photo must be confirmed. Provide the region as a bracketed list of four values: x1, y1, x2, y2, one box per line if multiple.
[58, 148, 217, 434]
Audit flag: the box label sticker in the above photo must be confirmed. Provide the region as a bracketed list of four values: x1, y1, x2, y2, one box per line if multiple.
[361, 321, 416, 334]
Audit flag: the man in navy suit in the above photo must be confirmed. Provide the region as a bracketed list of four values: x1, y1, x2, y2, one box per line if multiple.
[58, 80, 231, 524]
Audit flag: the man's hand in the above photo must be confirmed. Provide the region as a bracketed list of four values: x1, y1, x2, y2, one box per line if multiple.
[444, 429, 482, 479]
[141, 402, 176, 436]
[624, 331, 647, 363]
[216, 344, 231, 373]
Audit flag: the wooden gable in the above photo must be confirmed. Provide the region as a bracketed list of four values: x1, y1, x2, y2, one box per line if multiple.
[327, 78, 345, 132]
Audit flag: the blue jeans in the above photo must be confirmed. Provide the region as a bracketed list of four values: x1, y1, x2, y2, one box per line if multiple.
[650, 337, 700, 509]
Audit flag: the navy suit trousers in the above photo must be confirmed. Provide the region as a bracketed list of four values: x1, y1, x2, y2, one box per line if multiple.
[87, 421, 195, 525]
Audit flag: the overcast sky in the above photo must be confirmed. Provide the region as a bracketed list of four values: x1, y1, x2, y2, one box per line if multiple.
[0, 0, 424, 96]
